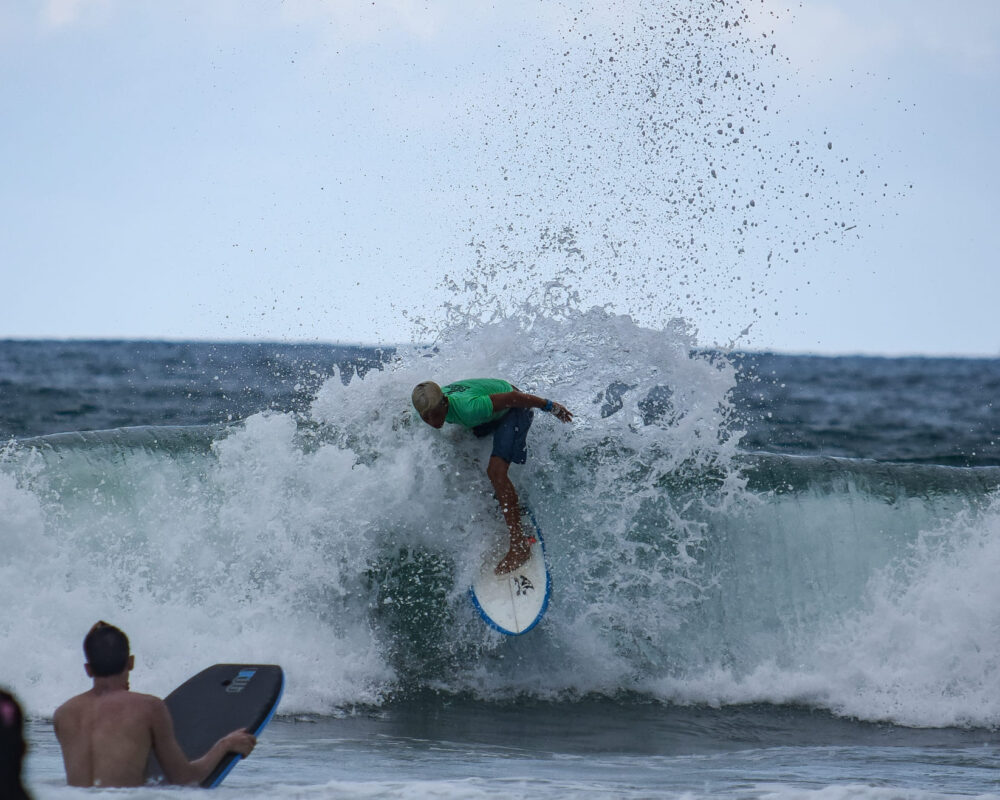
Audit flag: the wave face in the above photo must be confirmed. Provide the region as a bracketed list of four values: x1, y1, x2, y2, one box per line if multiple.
[3, 311, 1000, 729]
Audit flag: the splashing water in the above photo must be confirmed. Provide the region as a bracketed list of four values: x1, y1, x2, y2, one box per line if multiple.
[3, 309, 1000, 729]
[1, 306, 743, 714]
[435, 0, 888, 350]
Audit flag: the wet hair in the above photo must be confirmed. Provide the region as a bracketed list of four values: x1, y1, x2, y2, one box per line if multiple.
[83, 621, 130, 677]
[0, 688, 31, 800]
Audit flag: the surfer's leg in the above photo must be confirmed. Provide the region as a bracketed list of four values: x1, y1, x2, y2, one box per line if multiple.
[487, 456, 532, 574]
[488, 409, 535, 573]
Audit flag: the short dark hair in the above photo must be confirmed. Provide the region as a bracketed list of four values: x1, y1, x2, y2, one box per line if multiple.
[83, 621, 130, 677]
[0, 688, 28, 797]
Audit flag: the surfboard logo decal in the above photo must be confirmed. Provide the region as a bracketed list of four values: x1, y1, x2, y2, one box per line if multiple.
[225, 668, 257, 693]
[513, 575, 534, 595]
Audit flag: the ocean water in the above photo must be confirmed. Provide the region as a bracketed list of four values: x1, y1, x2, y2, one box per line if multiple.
[3, 316, 1000, 799]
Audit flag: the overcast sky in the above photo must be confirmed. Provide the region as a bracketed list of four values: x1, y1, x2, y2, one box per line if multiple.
[2, 0, 998, 355]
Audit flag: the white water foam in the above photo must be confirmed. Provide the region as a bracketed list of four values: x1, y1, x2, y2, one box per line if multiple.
[0, 308, 738, 718]
[649, 492, 1000, 729]
[4, 308, 999, 730]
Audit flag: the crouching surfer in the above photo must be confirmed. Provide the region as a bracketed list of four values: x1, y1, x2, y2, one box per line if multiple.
[54, 621, 256, 788]
[411, 379, 573, 574]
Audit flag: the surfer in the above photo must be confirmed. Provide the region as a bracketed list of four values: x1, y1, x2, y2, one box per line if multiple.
[411, 379, 573, 574]
[53, 621, 257, 788]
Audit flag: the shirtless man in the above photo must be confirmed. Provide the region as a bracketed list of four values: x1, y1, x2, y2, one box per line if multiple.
[412, 379, 573, 574]
[53, 621, 256, 788]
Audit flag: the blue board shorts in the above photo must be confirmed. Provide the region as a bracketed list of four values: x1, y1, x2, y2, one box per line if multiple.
[473, 407, 533, 464]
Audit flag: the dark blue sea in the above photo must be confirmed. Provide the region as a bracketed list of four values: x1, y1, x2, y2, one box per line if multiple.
[4, 320, 1000, 799]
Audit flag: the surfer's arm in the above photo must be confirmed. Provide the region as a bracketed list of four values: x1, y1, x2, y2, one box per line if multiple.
[150, 700, 256, 785]
[491, 390, 573, 423]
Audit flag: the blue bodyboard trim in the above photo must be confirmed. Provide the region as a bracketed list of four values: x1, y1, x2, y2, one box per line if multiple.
[206, 672, 285, 788]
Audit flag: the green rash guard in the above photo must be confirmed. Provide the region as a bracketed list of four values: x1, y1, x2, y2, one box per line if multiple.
[442, 379, 513, 429]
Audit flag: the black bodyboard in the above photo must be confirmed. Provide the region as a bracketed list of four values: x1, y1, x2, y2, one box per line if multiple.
[146, 663, 283, 788]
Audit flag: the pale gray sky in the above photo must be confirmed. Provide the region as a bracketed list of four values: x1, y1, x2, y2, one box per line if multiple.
[2, 0, 997, 354]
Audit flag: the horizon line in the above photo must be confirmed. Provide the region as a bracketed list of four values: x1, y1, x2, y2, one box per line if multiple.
[1, 335, 996, 360]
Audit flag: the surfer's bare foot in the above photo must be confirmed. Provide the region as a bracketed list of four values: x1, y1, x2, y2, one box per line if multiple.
[495, 538, 532, 575]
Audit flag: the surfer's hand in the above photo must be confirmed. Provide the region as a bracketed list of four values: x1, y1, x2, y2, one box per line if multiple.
[221, 730, 257, 756]
[551, 402, 573, 423]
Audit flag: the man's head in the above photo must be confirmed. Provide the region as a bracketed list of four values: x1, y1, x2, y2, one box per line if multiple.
[83, 621, 133, 678]
[412, 381, 447, 428]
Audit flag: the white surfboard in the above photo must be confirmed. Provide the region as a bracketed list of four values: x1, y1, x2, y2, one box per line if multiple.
[469, 507, 551, 635]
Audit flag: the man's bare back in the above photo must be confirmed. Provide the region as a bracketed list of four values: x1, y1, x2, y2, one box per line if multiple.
[55, 621, 255, 788]
[55, 687, 163, 787]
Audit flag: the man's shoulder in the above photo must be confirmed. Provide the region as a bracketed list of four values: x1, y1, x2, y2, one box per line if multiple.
[103, 691, 167, 730]
[122, 690, 163, 704]
[54, 690, 100, 733]
[444, 378, 510, 395]
[54, 693, 84, 723]
[121, 691, 166, 716]
[55, 689, 97, 715]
